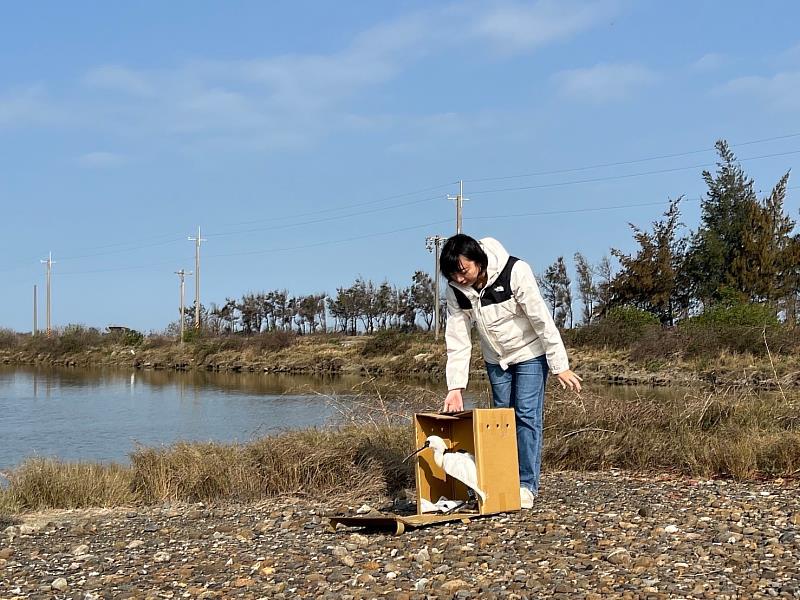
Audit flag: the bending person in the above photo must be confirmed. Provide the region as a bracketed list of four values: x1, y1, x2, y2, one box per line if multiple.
[439, 234, 582, 508]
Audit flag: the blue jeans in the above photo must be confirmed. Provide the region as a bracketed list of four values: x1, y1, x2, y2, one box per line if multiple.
[486, 355, 548, 493]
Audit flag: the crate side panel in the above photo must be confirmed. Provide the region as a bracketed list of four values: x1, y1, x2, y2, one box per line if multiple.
[473, 408, 520, 514]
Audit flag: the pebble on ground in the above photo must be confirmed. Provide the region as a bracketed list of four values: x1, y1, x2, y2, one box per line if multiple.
[2, 471, 799, 599]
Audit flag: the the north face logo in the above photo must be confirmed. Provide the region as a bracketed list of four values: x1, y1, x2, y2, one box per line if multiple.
[494, 285, 504, 292]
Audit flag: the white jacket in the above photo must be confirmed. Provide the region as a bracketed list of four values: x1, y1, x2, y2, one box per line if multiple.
[445, 237, 570, 391]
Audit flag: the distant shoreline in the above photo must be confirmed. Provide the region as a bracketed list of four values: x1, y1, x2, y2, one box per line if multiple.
[1, 331, 798, 390]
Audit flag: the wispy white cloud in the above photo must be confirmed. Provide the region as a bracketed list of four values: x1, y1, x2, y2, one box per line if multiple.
[472, 0, 618, 54]
[2, 2, 618, 150]
[83, 66, 156, 97]
[554, 62, 658, 102]
[76, 151, 126, 168]
[717, 71, 800, 112]
[0, 84, 62, 128]
[691, 53, 726, 71]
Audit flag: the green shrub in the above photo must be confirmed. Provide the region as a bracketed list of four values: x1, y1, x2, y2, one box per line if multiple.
[107, 328, 145, 347]
[121, 329, 144, 347]
[678, 302, 785, 356]
[57, 324, 105, 354]
[688, 302, 778, 328]
[182, 327, 204, 343]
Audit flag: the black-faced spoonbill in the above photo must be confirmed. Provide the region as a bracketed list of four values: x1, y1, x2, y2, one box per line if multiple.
[404, 435, 486, 503]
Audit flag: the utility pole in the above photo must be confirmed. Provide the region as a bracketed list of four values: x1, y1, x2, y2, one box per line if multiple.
[187, 227, 206, 329]
[426, 235, 447, 339]
[447, 180, 469, 234]
[175, 269, 192, 344]
[33, 284, 38, 335]
[40, 252, 55, 335]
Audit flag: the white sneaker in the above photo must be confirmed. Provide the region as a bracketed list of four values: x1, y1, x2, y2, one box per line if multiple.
[519, 486, 535, 509]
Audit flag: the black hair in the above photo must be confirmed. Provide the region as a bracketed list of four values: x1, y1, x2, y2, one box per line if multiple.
[440, 234, 488, 280]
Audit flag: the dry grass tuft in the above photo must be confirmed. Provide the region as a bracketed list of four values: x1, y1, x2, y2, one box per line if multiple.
[543, 386, 800, 479]
[130, 427, 413, 505]
[1, 459, 135, 511]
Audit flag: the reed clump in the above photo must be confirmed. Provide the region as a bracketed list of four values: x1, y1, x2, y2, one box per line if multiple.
[130, 426, 412, 505]
[543, 387, 800, 479]
[1, 385, 798, 512]
[0, 459, 134, 511]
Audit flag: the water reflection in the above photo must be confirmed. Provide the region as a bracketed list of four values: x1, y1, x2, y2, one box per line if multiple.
[2, 366, 397, 469]
[1, 365, 735, 470]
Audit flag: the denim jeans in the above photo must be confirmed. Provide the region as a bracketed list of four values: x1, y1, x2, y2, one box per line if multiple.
[485, 354, 548, 493]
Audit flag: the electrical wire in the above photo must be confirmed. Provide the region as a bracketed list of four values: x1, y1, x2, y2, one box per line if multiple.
[4, 139, 797, 276]
[464, 132, 800, 183]
[205, 194, 442, 238]
[11, 184, 797, 280]
[468, 149, 800, 196]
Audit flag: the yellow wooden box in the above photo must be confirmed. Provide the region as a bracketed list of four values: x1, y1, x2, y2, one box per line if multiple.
[412, 408, 521, 515]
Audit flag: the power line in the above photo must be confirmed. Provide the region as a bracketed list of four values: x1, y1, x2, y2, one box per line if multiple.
[465, 132, 800, 184]
[205, 194, 441, 238]
[203, 219, 454, 260]
[6, 134, 799, 271]
[466, 198, 700, 222]
[4, 146, 797, 281]
[15, 186, 799, 280]
[213, 181, 456, 230]
[0, 183, 455, 272]
[468, 149, 800, 196]
[56, 257, 195, 276]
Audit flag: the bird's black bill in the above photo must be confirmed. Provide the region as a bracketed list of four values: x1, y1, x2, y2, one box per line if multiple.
[402, 440, 430, 463]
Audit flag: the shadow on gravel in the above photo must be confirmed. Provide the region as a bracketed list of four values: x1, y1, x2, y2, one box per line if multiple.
[0, 514, 21, 527]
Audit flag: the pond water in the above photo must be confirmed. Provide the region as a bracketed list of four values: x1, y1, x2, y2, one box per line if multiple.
[0, 365, 696, 469]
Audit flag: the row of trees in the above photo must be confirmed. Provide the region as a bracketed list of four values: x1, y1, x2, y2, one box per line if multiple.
[540, 141, 799, 327]
[205, 291, 327, 335]
[182, 271, 437, 335]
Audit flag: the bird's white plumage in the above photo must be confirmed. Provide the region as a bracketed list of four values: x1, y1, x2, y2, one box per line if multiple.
[424, 435, 486, 503]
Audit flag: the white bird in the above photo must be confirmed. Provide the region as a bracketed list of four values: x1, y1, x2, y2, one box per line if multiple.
[404, 435, 486, 503]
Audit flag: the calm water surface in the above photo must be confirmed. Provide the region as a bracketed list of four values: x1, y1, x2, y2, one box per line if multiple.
[1, 366, 443, 469]
[1, 365, 696, 469]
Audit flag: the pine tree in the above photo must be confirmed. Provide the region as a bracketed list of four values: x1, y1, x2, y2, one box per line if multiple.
[609, 197, 687, 325]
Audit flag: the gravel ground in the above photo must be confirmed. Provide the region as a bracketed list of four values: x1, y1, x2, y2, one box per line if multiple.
[2, 471, 799, 599]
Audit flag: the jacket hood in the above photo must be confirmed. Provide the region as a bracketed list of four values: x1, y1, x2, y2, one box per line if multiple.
[479, 237, 510, 284]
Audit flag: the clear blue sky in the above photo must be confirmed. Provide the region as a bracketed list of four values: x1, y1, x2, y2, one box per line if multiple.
[2, 1, 798, 333]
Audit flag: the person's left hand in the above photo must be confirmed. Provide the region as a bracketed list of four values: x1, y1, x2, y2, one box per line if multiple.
[555, 369, 582, 393]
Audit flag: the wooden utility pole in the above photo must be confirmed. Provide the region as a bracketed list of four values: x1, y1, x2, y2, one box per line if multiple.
[40, 252, 55, 335]
[33, 284, 38, 335]
[426, 235, 447, 339]
[187, 227, 206, 329]
[175, 269, 192, 344]
[447, 180, 469, 234]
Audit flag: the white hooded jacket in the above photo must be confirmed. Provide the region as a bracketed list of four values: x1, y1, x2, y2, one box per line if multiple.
[445, 237, 570, 391]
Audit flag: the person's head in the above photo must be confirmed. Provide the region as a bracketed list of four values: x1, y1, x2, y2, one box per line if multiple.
[440, 234, 488, 286]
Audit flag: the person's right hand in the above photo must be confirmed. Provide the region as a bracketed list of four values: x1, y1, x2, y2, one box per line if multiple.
[443, 389, 464, 412]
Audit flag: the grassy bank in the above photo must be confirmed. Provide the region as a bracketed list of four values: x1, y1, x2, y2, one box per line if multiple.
[2, 385, 798, 514]
[2, 325, 800, 389]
